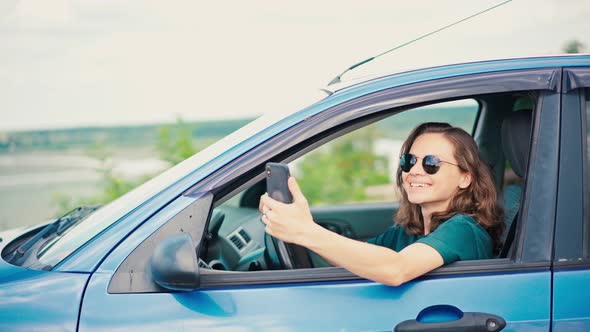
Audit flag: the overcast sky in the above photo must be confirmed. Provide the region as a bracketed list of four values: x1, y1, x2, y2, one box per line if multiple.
[1, 0, 588, 131]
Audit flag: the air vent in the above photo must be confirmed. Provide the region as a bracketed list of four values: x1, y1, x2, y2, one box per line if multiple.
[238, 229, 251, 243]
[198, 259, 209, 269]
[230, 235, 245, 250]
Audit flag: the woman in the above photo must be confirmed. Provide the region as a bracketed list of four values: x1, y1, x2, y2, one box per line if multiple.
[259, 122, 504, 286]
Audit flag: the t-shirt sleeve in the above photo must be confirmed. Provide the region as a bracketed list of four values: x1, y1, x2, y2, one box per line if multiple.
[416, 217, 477, 265]
[367, 227, 395, 247]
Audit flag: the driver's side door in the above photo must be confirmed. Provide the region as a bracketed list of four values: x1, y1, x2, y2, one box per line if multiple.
[79, 71, 558, 331]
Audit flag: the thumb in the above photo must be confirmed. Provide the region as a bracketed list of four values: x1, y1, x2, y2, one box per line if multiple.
[288, 177, 307, 204]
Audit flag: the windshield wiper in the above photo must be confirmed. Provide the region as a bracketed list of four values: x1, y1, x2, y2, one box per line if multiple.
[7, 205, 101, 266]
[54, 205, 101, 236]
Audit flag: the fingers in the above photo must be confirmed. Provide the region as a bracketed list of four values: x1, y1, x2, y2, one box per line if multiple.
[259, 201, 269, 216]
[260, 177, 306, 209]
[264, 224, 274, 237]
[288, 177, 307, 204]
[259, 193, 265, 212]
[260, 208, 273, 221]
[260, 212, 268, 225]
[260, 206, 277, 228]
[260, 194, 285, 210]
[261, 213, 275, 237]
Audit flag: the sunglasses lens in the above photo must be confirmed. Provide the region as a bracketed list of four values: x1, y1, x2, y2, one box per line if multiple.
[400, 154, 416, 172]
[423, 155, 441, 174]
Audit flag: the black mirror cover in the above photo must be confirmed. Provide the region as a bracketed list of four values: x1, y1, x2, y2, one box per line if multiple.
[150, 233, 200, 291]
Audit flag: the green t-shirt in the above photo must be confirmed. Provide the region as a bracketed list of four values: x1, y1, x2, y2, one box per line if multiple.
[367, 214, 492, 265]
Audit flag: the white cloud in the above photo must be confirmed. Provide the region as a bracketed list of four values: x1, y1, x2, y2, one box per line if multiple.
[0, 0, 588, 131]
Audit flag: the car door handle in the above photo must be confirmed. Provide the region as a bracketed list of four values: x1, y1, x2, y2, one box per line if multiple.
[394, 305, 506, 332]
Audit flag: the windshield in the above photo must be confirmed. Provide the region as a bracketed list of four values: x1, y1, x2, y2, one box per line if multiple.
[34, 106, 321, 268]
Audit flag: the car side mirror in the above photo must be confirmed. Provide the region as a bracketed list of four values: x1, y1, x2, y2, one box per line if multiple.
[150, 233, 200, 291]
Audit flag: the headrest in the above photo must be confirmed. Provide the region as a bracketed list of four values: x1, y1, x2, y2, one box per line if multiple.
[513, 96, 534, 111]
[501, 110, 532, 178]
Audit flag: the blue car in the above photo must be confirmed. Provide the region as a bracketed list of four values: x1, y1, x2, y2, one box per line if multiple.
[1, 55, 590, 331]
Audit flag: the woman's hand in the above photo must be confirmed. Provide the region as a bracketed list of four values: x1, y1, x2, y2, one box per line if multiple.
[259, 177, 318, 245]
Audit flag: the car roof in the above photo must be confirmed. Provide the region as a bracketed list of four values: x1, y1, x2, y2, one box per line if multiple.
[323, 54, 590, 96]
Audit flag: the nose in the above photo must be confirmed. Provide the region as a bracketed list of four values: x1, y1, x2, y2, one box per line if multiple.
[409, 158, 426, 175]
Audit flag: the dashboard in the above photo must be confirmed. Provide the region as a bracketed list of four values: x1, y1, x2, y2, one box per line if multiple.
[201, 206, 269, 271]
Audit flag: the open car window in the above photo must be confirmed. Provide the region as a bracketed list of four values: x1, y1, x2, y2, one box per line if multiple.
[202, 98, 484, 272]
[292, 99, 479, 206]
[104, 66, 561, 295]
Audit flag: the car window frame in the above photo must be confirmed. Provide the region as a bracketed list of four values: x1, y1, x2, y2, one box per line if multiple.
[186, 70, 561, 287]
[197, 93, 557, 288]
[554, 86, 585, 263]
[553, 68, 590, 267]
[102, 67, 562, 291]
[585, 88, 590, 259]
[567, 67, 590, 262]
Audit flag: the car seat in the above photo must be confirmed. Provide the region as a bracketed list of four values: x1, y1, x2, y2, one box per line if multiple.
[499, 102, 532, 257]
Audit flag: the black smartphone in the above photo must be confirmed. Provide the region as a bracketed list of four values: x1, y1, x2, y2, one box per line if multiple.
[264, 162, 295, 270]
[265, 162, 293, 204]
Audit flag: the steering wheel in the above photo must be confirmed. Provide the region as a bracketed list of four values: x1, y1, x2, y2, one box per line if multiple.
[264, 233, 295, 270]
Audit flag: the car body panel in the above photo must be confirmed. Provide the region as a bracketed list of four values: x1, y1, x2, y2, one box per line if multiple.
[80, 270, 550, 331]
[2, 55, 590, 331]
[97, 194, 205, 274]
[0, 232, 89, 331]
[552, 269, 590, 331]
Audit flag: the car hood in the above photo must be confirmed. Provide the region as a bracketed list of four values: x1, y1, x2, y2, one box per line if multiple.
[0, 224, 90, 332]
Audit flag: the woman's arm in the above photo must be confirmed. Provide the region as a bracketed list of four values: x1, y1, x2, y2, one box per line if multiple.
[260, 177, 444, 286]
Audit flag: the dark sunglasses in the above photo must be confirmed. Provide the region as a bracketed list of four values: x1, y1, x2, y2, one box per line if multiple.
[399, 153, 460, 175]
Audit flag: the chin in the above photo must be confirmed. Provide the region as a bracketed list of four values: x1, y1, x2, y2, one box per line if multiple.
[406, 194, 428, 205]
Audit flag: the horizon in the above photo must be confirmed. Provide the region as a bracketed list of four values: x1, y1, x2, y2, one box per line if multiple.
[0, 114, 259, 133]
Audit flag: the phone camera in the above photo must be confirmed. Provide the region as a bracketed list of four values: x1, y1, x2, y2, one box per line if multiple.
[266, 167, 271, 176]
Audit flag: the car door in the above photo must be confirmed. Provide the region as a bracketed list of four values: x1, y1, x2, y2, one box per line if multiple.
[79, 67, 560, 331]
[552, 67, 590, 331]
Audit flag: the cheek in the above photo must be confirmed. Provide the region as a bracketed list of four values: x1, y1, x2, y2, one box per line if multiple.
[435, 173, 462, 194]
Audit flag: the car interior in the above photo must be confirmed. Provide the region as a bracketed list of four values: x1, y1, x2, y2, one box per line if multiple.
[197, 91, 536, 273]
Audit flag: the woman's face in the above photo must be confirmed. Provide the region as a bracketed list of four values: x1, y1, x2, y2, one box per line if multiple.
[402, 133, 472, 214]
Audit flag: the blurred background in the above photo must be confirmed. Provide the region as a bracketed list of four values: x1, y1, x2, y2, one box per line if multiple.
[1, 0, 588, 230]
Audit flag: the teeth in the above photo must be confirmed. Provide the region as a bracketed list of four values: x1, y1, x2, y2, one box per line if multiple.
[411, 183, 428, 187]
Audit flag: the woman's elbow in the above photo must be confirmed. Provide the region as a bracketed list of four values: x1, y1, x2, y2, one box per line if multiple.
[379, 267, 409, 287]
[383, 275, 408, 287]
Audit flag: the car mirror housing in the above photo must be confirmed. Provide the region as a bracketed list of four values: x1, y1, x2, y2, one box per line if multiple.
[150, 233, 200, 291]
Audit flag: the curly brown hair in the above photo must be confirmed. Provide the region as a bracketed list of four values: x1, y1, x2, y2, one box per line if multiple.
[395, 122, 504, 255]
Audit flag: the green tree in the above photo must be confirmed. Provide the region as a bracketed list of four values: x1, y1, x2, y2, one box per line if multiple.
[297, 126, 390, 205]
[53, 119, 200, 215]
[157, 118, 199, 165]
[52, 142, 149, 215]
[563, 39, 585, 54]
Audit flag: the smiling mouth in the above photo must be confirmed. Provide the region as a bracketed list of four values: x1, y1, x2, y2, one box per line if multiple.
[410, 183, 431, 188]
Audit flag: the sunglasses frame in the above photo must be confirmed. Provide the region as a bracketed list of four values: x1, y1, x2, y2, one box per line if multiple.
[399, 153, 460, 175]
